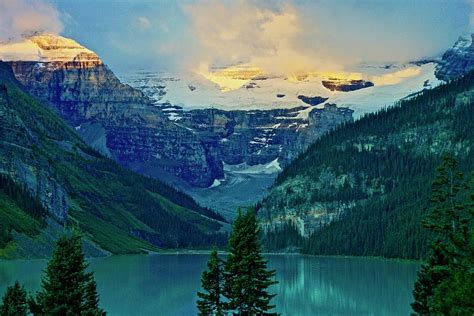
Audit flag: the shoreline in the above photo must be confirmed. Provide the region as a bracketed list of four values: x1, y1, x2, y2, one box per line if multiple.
[0, 251, 422, 264]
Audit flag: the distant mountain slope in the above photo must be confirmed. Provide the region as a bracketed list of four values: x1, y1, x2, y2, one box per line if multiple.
[123, 62, 439, 118]
[0, 61, 226, 258]
[1, 33, 440, 192]
[1, 33, 225, 188]
[436, 34, 474, 81]
[258, 70, 474, 259]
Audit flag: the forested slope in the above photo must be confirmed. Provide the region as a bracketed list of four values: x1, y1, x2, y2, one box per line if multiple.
[258, 71, 474, 259]
[0, 62, 226, 258]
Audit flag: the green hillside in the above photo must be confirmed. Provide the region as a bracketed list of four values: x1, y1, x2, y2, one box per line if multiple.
[0, 62, 226, 258]
[258, 71, 474, 259]
[0, 174, 49, 257]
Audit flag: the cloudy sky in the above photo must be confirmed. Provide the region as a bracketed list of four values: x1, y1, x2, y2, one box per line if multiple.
[1, 0, 472, 75]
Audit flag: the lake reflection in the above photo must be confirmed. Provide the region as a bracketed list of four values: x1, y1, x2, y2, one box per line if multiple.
[270, 255, 418, 315]
[0, 254, 419, 315]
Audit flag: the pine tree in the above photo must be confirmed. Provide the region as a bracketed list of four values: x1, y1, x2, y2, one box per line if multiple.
[412, 155, 474, 315]
[432, 173, 474, 315]
[223, 209, 277, 315]
[423, 155, 467, 250]
[197, 249, 224, 316]
[83, 273, 106, 316]
[411, 242, 450, 315]
[36, 234, 105, 315]
[0, 282, 28, 316]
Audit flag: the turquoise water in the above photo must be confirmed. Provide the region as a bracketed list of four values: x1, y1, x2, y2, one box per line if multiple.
[0, 254, 419, 315]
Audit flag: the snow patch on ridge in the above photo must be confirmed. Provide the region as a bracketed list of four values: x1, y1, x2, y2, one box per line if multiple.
[0, 33, 101, 65]
[209, 179, 222, 188]
[224, 159, 282, 175]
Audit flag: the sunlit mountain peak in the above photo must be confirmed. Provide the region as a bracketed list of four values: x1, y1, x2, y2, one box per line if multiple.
[0, 33, 101, 66]
[196, 64, 264, 91]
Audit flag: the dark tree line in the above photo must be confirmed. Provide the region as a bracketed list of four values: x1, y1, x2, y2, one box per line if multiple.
[261, 224, 303, 252]
[0, 282, 28, 316]
[72, 149, 227, 224]
[57, 150, 228, 249]
[197, 210, 278, 315]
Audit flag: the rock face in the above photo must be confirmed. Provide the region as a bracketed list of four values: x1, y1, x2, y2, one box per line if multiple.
[322, 79, 374, 92]
[9, 59, 218, 186]
[0, 61, 227, 257]
[9, 61, 147, 123]
[0, 81, 69, 223]
[436, 34, 474, 81]
[1, 33, 353, 188]
[176, 104, 353, 170]
[2, 34, 220, 187]
[297, 95, 328, 106]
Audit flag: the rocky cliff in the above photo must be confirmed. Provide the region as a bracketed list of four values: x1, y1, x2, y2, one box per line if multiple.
[177, 104, 353, 169]
[0, 81, 69, 224]
[436, 34, 474, 81]
[0, 61, 226, 258]
[321, 79, 374, 92]
[2, 34, 221, 187]
[1, 34, 354, 189]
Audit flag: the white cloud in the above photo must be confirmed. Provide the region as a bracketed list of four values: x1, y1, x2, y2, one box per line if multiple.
[0, 0, 63, 42]
[181, 1, 331, 75]
[180, 0, 471, 76]
[3, 0, 467, 75]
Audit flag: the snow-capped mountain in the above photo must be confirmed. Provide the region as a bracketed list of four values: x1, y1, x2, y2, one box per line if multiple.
[0, 33, 223, 188]
[122, 62, 440, 119]
[117, 60, 440, 215]
[0, 34, 351, 202]
[436, 34, 474, 80]
[0, 32, 468, 218]
[0, 33, 101, 66]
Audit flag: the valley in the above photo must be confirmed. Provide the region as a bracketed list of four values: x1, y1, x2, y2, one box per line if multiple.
[0, 28, 472, 253]
[121, 60, 442, 214]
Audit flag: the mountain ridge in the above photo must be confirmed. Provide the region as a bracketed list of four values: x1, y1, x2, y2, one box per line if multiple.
[0, 33, 358, 212]
[0, 61, 226, 258]
[1, 32, 471, 218]
[258, 68, 474, 259]
[435, 34, 474, 81]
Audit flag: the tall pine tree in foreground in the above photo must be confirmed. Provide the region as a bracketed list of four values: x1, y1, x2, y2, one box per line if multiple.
[224, 209, 277, 315]
[34, 235, 105, 315]
[197, 249, 224, 316]
[0, 282, 28, 316]
[83, 272, 103, 315]
[197, 209, 278, 315]
[412, 155, 474, 315]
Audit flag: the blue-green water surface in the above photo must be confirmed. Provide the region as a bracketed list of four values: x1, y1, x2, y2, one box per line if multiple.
[0, 254, 419, 315]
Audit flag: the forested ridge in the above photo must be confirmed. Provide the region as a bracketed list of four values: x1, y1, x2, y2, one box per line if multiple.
[259, 70, 474, 259]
